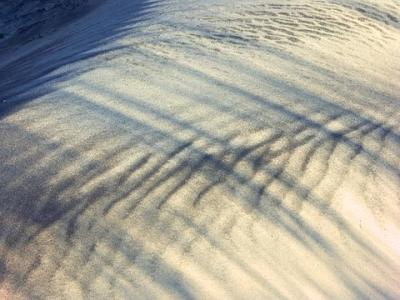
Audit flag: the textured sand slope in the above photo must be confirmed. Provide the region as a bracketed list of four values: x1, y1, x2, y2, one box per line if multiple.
[0, 0, 104, 49]
[0, 0, 400, 299]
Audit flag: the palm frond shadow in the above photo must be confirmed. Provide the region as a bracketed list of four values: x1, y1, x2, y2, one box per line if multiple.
[0, 1, 399, 298]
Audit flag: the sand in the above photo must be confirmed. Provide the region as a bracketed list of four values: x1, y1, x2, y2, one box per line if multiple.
[0, 0, 400, 299]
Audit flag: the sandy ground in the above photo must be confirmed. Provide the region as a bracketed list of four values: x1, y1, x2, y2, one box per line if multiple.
[0, 0, 400, 299]
[0, 0, 104, 50]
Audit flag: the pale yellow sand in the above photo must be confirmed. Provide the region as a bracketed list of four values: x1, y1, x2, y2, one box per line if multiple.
[0, 0, 399, 299]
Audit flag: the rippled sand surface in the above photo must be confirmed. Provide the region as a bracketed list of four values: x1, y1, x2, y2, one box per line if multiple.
[1, 0, 400, 299]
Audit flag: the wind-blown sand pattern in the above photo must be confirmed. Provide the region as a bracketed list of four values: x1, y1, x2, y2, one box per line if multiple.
[0, 0, 400, 299]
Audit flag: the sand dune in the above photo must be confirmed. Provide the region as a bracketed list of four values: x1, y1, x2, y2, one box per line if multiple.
[1, 0, 400, 299]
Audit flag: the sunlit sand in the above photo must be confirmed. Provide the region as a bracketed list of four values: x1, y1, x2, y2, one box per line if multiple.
[1, 0, 399, 298]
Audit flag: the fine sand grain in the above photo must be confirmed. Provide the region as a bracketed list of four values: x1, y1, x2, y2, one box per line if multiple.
[1, 0, 399, 299]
